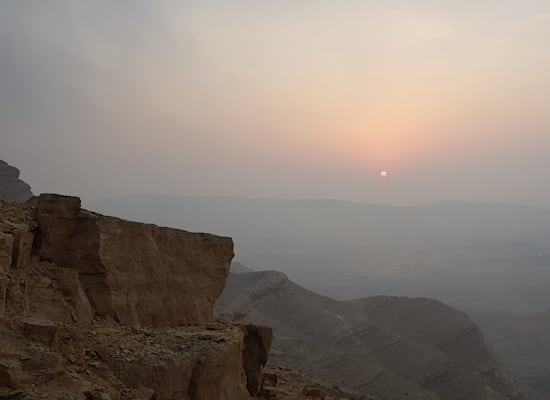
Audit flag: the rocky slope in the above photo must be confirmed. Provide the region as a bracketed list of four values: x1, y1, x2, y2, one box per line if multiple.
[0, 160, 33, 203]
[0, 195, 272, 400]
[216, 270, 530, 400]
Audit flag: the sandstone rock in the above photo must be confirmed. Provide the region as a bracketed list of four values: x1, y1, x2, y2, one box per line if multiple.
[34, 194, 81, 265]
[301, 386, 327, 400]
[21, 350, 62, 372]
[36, 267, 93, 325]
[0, 361, 20, 390]
[0, 275, 9, 316]
[34, 194, 234, 327]
[84, 390, 112, 400]
[0, 234, 14, 272]
[0, 390, 24, 400]
[262, 372, 278, 388]
[243, 324, 273, 395]
[22, 318, 58, 347]
[0, 195, 273, 400]
[130, 387, 155, 400]
[101, 326, 253, 400]
[10, 232, 33, 269]
[6, 280, 26, 315]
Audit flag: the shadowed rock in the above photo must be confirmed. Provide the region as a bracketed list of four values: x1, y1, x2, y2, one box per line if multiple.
[0, 161, 33, 203]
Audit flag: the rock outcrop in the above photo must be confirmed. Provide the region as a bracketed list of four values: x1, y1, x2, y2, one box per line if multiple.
[0, 160, 33, 203]
[32, 194, 234, 326]
[0, 195, 272, 400]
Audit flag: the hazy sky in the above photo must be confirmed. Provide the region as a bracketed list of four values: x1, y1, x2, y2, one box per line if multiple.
[1, 1, 549, 205]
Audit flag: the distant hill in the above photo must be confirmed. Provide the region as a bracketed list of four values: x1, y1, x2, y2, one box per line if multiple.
[87, 195, 550, 313]
[215, 270, 529, 400]
[0, 160, 33, 202]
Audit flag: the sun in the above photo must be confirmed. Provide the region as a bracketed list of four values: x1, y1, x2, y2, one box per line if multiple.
[379, 170, 388, 178]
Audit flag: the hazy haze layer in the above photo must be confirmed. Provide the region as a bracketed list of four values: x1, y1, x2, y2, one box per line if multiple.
[89, 195, 550, 314]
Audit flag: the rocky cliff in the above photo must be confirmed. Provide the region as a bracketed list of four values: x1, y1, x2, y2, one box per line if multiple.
[0, 160, 33, 203]
[0, 194, 272, 400]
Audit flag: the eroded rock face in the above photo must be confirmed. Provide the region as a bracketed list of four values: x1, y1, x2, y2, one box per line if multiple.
[0, 194, 271, 400]
[0, 160, 33, 203]
[0, 233, 14, 272]
[242, 324, 273, 395]
[33, 194, 234, 326]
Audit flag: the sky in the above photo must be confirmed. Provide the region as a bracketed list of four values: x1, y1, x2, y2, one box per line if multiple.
[1, 0, 549, 205]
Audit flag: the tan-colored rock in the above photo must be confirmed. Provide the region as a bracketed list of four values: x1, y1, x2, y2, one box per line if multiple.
[10, 231, 33, 269]
[243, 324, 273, 395]
[302, 386, 327, 400]
[34, 194, 234, 327]
[130, 387, 155, 400]
[84, 390, 112, 400]
[0, 193, 272, 400]
[31, 266, 93, 325]
[22, 318, 58, 347]
[78, 325, 256, 400]
[20, 349, 63, 372]
[0, 233, 13, 272]
[262, 372, 278, 388]
[0, 360, 21, 390]
[34, 194, 81, 265]
[0, 274, 9, 316]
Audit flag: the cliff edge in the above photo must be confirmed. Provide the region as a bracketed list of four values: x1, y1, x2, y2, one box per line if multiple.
[0, 194, 272, 400]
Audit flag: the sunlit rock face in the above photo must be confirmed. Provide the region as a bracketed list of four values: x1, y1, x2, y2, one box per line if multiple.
[0, 160, 33, 203]
[33, 193, 235, 327]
